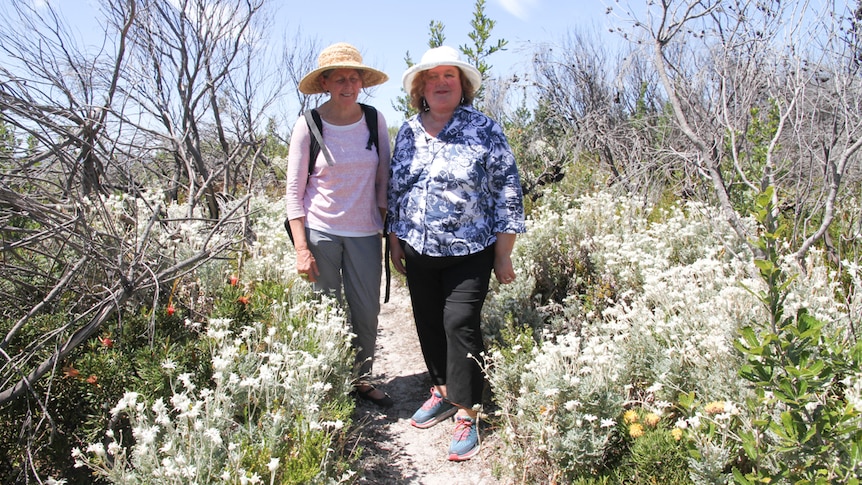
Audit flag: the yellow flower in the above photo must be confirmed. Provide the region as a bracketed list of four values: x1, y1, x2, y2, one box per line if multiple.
[671, 428, 684, 441]
[623, 410, 639, 424]
[643, 413, 660, 428]
[629, 423, 645, 439]
[704, 401, 725, 415]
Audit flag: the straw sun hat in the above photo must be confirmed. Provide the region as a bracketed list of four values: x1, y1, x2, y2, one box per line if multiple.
[299, 42, 388, 95]
[401, 46, 482, 93]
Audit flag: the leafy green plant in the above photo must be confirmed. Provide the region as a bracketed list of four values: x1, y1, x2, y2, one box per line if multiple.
[733, 187, 862, 484]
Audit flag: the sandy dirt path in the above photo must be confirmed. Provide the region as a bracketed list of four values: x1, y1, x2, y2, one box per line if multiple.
[350, 279, 506, 484]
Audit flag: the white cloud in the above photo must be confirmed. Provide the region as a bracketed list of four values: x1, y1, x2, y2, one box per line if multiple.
[497, 0, 539, 21]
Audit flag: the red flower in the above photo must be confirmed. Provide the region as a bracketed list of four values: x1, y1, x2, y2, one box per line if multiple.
[86, 375, 98, 385]
[167, 305, 176, 316]
[229, 274, 239, 286]
[100, 336, 114, 348]
[63, 366, 80, 378]
[237, 296, 250, 305]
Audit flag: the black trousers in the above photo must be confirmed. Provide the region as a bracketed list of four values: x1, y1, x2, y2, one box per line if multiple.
[402, 241, 494, 410]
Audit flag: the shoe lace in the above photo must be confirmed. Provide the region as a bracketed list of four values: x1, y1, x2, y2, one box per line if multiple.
[421, 390, 443, 410]
[453, 418, 474, 441]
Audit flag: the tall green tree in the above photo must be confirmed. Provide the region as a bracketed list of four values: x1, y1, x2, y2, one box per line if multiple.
[393, 21, 446, 120]
[460, 0, 508, 108]
[392, 0, 506, 121]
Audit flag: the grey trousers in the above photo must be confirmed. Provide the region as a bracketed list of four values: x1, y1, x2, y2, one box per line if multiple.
[307, 228, 382, 380]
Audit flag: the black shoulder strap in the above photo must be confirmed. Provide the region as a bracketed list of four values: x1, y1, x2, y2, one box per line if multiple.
[307, 105, 378, 172]
[359, 103, 379, 153]
[307, 109, 323, 176]
[357, 104, 388, 302]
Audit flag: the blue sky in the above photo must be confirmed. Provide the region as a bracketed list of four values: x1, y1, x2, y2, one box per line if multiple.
[44, 0, 616, 126]
[282, 0, 615, 124]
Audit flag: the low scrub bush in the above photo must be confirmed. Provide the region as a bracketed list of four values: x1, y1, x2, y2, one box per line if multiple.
[482, 190, 862, 483]
[74, 288, 356, 484]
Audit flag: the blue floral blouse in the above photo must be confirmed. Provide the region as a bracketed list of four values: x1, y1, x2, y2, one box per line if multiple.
[387, 105, 526, 257]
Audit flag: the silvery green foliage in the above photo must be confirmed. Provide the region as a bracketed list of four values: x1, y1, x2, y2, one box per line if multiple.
[484, 192, 763, 481]
[74, 296, 355, 484]
[242, 194, 298, 284]
[687, 434, 732, 485]
[485, 190, 862, 482]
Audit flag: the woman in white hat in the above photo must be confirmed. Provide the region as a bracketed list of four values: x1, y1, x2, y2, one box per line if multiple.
[286, 42, 393, 407]
[386, 46, 526, 461]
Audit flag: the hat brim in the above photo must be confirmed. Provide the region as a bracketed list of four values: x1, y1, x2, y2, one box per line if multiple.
[401, 59, 482, 94]
[299, 64, 389, 95]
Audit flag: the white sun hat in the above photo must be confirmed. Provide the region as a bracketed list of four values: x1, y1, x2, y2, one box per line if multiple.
[299, 42, 388, 95]
[401, 46, 482, 93]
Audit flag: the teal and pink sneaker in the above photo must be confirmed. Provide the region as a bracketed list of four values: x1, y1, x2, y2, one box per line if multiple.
[410, 388, 456, 429]
[448, 415, 480, 461]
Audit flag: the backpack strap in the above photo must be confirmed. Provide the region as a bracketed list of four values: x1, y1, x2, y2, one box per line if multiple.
[306, 106, 377, 174]
[304, 109, 334, 175]
[359, 103, 379, 153]
[358, 103, 389, 302]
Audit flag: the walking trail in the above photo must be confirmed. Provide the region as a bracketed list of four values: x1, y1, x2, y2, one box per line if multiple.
[350, 279, 505, 484]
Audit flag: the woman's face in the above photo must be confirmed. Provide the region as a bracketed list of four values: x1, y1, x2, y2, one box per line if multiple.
[320, 68, 363, 104]
[422, 65, 462, 113]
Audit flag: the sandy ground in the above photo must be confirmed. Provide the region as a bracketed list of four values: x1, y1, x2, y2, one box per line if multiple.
[349, 279, 506, 485]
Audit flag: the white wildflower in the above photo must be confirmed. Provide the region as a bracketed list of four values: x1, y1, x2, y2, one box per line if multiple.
[564, 400, 580, 412]
[177, 373, 196, 392]
[86, 443, 106, 458]
[543, 387, 559, 397]
[205, 428, 223, 446]
[321, 420, 344, 430]
[160, 440, 173, 453]
[110, 392, 140, 417]
[135, 425, 159, 446]
[182, 465, 197, 478]
[688, 414, 701, 429]
[107, 441, 122, 456]
[654, 400, 672, 411]
[646, 382, 663, 393]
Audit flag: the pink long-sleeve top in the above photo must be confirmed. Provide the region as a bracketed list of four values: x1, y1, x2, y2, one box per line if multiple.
[285, 110, 390, 237]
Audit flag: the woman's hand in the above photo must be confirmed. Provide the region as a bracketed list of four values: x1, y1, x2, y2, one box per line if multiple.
[288, 217, 318, 282]
[493, 233, 517, 284]
[388, 233, 407, 275]
[493, 254, 515, 284]
[295, 247, 319, 282]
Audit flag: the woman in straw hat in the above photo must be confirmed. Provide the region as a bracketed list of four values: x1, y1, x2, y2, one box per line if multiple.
[286, 42, 393, 408]
[386, 46, 526, 461]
